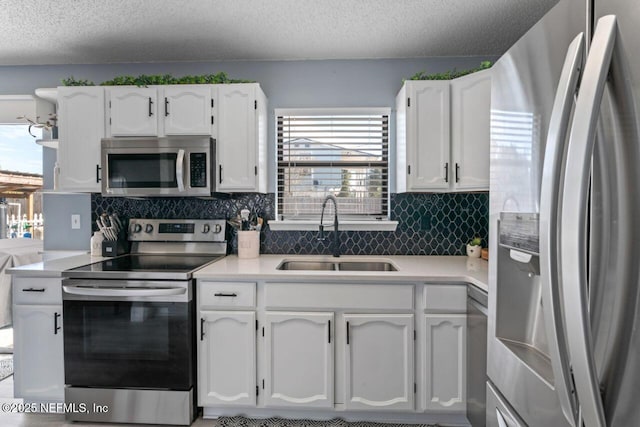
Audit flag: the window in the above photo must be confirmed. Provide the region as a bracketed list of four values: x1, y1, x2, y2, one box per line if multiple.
[276, 108, 390, 221]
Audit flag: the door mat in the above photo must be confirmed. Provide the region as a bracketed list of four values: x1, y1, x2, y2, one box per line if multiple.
[0, 356, 13, 382]
[213, 416, 441, 427]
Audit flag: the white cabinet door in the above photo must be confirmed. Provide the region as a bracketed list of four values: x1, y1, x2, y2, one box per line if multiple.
[13, 305, 64, 402]
[344, 313, 414, 411]
[451, 70, 491, 191]
[57, 86, 105, 192]
[264, 311, 333, 408]
[162, 86, 212, 135]
[406, 81, 450, 191]
[217, 84, 257, 191]
[423, 314, 466, 412]
[108, 87, 158, 136]
[198, 311, 256, 407]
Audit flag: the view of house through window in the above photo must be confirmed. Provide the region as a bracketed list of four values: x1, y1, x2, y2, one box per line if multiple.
[0, 124, 43, 239]
[276, 108, 390, 220]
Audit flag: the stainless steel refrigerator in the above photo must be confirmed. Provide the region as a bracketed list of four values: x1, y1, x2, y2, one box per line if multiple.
[487, 0, 640, 426]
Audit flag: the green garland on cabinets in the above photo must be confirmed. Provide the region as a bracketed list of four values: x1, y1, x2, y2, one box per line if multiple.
[406, 61, 492, 81]
[61, 72, 254, 87]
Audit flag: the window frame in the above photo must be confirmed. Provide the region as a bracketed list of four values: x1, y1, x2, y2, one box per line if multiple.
[272, 107, 397, 232]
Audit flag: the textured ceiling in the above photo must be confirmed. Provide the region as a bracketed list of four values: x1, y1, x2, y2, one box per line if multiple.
[0, 0, 557, 66]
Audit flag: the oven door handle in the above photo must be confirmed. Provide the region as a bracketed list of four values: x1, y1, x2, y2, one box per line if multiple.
[63, 285, 186, 297]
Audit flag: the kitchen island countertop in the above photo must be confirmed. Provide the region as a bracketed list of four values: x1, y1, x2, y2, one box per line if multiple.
[195, 254, 488, 292]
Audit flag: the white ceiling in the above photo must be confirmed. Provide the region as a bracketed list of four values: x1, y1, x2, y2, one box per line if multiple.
[0, 0, 557, 66]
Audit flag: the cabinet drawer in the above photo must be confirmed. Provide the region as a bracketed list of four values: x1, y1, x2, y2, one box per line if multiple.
[265, 283, 414, 310]
[423, 284, 467, 312]
[13, 277, 62, 305]
[199, 282, 256, 309]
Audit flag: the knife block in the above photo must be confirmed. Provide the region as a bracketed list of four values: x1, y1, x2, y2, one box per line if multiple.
[102, 239, 130, 257]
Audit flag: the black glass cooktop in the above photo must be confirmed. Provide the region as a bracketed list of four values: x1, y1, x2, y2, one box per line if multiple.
[65, 254, 224, 280]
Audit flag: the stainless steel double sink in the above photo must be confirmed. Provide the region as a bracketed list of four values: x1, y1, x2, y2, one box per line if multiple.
[277, 259, 398, 272]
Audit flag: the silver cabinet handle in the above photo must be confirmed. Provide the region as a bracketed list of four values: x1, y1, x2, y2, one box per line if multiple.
[213, 292, 237, 297]
[539, 32, 584, 426]
[22, 287, 45, 292]
[561, 15, 617, 427]
[176, 149, 185, 192]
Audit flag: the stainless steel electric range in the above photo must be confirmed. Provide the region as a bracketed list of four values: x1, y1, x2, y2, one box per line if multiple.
[62, 218, 226, 426]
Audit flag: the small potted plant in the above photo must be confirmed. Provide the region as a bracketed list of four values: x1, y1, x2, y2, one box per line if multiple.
[466, 237, 482, 258]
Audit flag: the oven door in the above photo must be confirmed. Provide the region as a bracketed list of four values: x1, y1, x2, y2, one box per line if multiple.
[62, 279, 194, 390]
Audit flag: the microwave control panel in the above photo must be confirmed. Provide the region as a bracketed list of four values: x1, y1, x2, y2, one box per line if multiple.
[190, 152, 208, 188]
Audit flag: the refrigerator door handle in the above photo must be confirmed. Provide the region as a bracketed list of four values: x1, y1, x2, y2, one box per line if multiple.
[539, 32, 585, 426]
[561, 15, 617, 427]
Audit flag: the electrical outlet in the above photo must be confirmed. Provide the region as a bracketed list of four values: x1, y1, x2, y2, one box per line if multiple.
[71, 214, 81, 229]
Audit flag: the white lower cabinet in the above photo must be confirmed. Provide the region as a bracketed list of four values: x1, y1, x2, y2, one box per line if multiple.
[423, 314, 467, 412]
[198, 310, 256, 406]
[12, 276, 64, 404]
[343, 314, 415, 411]
[196, 280, 470, 424]
[263, 312, 333, 408]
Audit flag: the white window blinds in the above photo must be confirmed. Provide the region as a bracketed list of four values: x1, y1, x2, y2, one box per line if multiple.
[276, 108, 389, 219]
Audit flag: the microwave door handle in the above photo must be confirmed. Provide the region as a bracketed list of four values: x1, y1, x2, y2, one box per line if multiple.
[176, 149, 185, 192]
[561, 15, 617, 427]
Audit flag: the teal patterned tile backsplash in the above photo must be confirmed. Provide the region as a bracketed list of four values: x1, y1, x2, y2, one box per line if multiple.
[92, 192, 488, 256]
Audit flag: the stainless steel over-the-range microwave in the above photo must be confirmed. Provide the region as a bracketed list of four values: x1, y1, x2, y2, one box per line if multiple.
[101, 136, 215, 197]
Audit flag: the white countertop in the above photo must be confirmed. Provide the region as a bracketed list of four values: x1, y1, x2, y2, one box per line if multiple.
[7, 253, 107, 277]
[194, 254, 488, 292]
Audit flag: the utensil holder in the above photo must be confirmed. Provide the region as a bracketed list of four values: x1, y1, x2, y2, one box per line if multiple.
[238, 231, 260, 259]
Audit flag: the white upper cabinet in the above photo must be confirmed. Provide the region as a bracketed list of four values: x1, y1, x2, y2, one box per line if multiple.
[217, 83, 267, 193]
[396, 81, 451, 192]
[57, 86, 105, 192]
[107, 85, 213, 137]
[108, 87, 158, 136]
[162, 86, 212, 135]
[450, 70, 491, 190]
[396, 71, 491, 193]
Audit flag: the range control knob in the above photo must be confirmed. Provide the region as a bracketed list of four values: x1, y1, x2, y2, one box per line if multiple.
[214, 224, 222, 233]
[202, 224, 210, 234]
[145, 224, 154, 233]
[132, 223, 142, 233]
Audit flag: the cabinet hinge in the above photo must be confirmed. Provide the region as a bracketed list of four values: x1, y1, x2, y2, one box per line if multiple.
[211, 116, 214, 125]
[407, 98, 410, 107]
[254, 100, 257, 110]
[211, 99, 214, 108]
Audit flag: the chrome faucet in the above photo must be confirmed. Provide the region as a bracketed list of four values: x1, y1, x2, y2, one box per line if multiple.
[318, 194, 340, 257]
